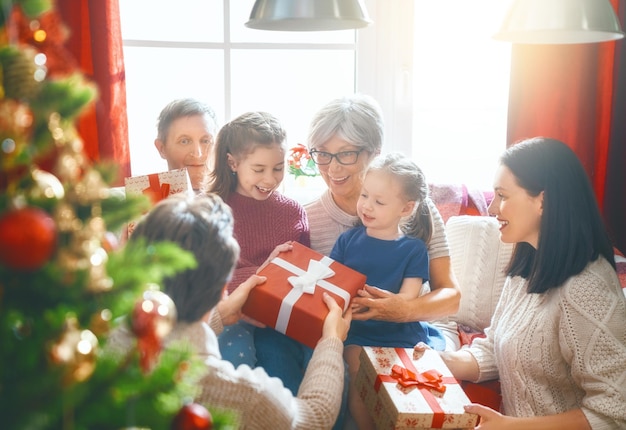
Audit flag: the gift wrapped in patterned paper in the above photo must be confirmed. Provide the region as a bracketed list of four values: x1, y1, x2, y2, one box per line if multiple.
[356, 346, 479, 429]
[124, 168, 193, 235]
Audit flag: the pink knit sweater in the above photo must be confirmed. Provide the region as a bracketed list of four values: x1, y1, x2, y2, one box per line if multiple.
[226, 191, 310, 293]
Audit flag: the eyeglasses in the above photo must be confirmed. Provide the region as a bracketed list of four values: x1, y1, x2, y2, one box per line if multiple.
[309, 149, 366, 165]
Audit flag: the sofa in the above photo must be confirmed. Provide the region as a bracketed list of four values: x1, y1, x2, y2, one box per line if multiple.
[428, 183, 626, 411]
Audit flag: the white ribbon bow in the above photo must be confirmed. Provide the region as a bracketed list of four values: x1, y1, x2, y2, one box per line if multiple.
[288, 259, 335, 294]
[272, 255, 350, 336]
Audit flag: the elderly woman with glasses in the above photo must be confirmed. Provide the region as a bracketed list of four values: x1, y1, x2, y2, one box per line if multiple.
[304, 93, 460, 323]
[255, 94, 461, 429]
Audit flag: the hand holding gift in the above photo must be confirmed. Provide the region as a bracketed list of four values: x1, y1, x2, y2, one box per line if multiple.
[322, 291, 352, 342]
[216, 274, 267, 327]
[256, 241, 294, 274]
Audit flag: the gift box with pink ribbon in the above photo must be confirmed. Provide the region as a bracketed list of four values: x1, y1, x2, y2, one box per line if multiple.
[242, 241, 366, 349]
[356, 347, 479, 429]
[124, 168, 193, 235]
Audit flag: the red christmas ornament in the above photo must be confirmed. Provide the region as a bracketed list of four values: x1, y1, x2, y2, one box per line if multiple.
[171, 403, 213, 430]
[131, 289, 176, 339]
[0, 206, 56, 270]
[131, 289, 177, 372]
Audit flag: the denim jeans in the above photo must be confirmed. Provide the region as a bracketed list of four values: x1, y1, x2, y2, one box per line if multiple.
[254, 327, 349, 430]
[254, 327, 312, 392]
[217, 321, 256, 368]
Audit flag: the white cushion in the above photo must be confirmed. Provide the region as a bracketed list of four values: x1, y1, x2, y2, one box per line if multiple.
[434, 216, 514, 350]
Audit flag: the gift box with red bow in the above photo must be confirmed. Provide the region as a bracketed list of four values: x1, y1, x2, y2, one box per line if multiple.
[124, 168, 193, 235]
[356, 347, 479, 429]
[242, 241, 366, 349]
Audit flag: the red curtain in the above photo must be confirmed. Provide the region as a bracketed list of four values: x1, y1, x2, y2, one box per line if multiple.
[605, 10, 626, 256]
[506, 0, 626, 253]
[57, 0, 130, 186]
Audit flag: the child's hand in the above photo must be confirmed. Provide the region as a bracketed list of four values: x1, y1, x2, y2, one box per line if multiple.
[217, 275, 266, 326]
[413, 341, 431, 360]
[350, 300, 369, 314]
[355, 284, 377, 299]
[256, 241, 293, 273]
[351, 284, 403, 322]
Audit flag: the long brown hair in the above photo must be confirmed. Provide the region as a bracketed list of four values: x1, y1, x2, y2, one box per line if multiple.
[207, 111, 286, 199]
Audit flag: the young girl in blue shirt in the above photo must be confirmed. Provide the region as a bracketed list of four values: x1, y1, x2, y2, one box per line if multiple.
[330, 152, 445, 430]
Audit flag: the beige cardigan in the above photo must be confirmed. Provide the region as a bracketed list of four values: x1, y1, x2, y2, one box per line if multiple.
[107, 309, 345, 429]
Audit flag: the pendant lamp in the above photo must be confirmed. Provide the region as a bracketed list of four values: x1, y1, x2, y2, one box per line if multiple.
[245, 0, 372, 31]
[493, 0, 624, 44]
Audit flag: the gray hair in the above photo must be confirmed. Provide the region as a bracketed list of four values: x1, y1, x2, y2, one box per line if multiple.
[307, 94, 384, 154]
[156, 98, 218, 141]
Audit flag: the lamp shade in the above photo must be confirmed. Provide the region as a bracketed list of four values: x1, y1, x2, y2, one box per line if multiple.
[493, 0, 624, 44]
[245, 0, 372, 31]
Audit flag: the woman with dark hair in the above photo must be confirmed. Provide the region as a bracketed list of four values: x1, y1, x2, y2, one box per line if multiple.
[418, 137, 626, 429]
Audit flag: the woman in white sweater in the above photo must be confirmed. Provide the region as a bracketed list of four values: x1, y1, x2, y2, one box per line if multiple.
[421, 137, 626, 429]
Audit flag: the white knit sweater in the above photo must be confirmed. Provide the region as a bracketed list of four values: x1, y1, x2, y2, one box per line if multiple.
[468, 257, 626, 429]
[107, 310, 345, 429]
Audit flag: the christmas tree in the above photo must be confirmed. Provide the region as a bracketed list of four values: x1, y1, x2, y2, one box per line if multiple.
[0, 2, 234, 428]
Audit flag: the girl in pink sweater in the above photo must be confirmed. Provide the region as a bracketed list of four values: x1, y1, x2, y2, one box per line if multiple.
[207, 111, 310, 368]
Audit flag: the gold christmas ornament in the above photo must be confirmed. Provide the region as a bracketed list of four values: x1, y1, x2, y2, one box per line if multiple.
[87, 246, 113, 292]
[53, 201, 81, 232]
[87, 211, 106, 232]
[54, 150, 82, 182]
[76, 228, 101, 257]
[0, 99, 33, 133]
[74, 169, 109, 204]
[56, 248, 86, 273]
[89, 309, 112, 337]
[49, 317, 99, 384]
[67, 135, 84, 153]
[48, 112, 65, 141]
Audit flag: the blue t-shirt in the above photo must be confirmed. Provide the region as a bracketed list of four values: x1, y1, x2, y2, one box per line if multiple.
[331, 226, 444, 349]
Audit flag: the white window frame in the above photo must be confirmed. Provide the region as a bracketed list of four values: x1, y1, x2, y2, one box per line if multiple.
[121, 0, 509, 191]
[357, 0, 414, 157]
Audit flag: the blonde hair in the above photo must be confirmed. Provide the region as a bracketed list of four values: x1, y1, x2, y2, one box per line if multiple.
[367, 152, 433, 243]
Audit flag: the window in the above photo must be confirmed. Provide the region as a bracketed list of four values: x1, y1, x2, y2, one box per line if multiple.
[120, 0, 356, 186]
[412, 1, 511, 189]
[120, 0, 510, 195]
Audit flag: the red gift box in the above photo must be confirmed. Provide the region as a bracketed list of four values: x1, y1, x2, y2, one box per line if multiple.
[357, 347, 479, 429]
[242, 241, 366, 349]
